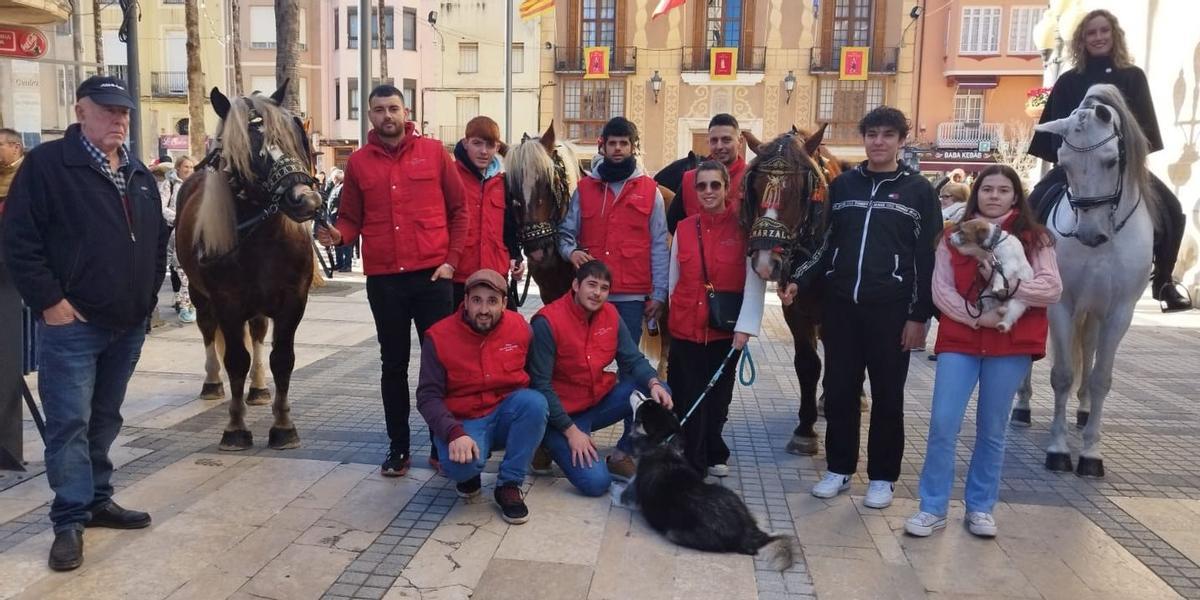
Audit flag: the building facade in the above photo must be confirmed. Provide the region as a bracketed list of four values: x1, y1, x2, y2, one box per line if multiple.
[912, 0, 1046, 179]
[536, 0, 922, 171]
[417, 0, 542, 150]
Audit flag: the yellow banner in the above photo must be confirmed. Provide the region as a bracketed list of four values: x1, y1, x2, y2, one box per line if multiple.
[710, 47, 738, 80]
[583, 46, 610, 80]
[519, 0, 554, 20]
[839, 46, 869, 81]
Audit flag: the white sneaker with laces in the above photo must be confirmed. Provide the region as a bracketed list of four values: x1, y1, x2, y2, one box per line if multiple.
[707, 464, 730, 477]
[811, 472, 851, 499]
[863, 480, 894, 508]
[966, 512, 997, 537]
[904, 511, 947, 537]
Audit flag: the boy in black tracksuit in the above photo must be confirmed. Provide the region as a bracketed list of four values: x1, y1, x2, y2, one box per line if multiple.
[781, 107, 941, 508]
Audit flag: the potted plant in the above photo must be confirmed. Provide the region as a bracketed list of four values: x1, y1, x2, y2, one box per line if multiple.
[1025, 87, 1052, 119]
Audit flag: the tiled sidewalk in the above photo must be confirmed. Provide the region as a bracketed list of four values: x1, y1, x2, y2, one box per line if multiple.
[0, 278, 1198, 599]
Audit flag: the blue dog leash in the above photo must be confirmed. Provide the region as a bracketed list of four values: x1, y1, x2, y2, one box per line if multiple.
[665, 345, 755, 443]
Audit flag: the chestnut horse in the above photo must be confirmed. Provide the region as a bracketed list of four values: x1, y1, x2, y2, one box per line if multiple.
[175, 83, 324, 451]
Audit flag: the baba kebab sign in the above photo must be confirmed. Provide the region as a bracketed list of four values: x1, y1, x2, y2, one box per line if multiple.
[0, 25, 48, 60]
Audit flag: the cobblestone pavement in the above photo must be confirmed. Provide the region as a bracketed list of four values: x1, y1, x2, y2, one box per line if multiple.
[1, 274, 1198, 599]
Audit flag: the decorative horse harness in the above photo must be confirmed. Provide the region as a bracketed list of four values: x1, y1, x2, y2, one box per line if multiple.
[510, 146, 572, 306]
[746, 135, 832, 283]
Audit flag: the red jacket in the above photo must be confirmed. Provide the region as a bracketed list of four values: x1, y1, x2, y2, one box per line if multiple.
[425, 310, 531, 421]
[535, 295, 620, 414]
[679, 156, 747, 218]
[934, 221, 1051, 360]
[669, 209, 747, 344]
[334, 125, 469, 275]
[453, 161, 510, 283]
[577, 174, 659, 295]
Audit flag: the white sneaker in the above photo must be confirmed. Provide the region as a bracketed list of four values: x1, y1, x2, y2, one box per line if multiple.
[904, 511, 947, 537]
[707, 464, 730, 477]
[966, 512, 997, 537]
[811, 472, 851, 498]
[863, 480, 894, 509]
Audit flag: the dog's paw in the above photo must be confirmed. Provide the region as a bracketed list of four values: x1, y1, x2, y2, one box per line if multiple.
[611, 481, 636, 509]
[997, 322, 1012, 333]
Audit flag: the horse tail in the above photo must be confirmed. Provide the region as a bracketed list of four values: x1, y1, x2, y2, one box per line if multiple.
[310, 254, 325, 289]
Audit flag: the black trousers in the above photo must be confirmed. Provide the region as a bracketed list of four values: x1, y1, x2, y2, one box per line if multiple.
[667, 337, 740, 475]
[1029, 165, 1186, 283]
[821, 296, 911, 481]
[366, 269, 453, 454]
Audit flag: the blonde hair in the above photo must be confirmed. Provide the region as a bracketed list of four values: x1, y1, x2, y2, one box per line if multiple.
[941, 182, 969, 203]
[1069, 9, 1134, 73]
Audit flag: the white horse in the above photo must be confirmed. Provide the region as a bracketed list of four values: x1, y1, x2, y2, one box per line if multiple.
[1027, 84, 1156, 477]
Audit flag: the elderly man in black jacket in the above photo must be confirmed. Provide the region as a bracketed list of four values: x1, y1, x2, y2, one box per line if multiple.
[780, 106, 942, 511]
[1, 76, 168, 571]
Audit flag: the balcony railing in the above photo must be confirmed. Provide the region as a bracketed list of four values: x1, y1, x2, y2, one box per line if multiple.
[681, 46, 766, 73]
[936, 122, 1002, 150]
[106, 65, 130, 84]
[151, 72, 188, 98]
[0, 0, 71, 26]
[809, 47, 899, 74]
[553, 46, 637, 74]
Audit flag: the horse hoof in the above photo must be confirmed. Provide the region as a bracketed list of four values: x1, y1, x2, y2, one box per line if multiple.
[200, 382, 225, 400]
[785, 434, 819, 456]
[1044, 452, 1074, 472]
[1010, 408, 1032, 427]
[246, 387, 272, 406]
[268, 427, 301, 450]
[219, 430, 253, 451]
[1076, 457, 1105, 478]
[1076, 411, 1090, 429]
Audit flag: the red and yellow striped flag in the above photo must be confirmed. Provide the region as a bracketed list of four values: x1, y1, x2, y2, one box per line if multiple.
[652, 0, 687, 19]
[519, 0, 554, 20]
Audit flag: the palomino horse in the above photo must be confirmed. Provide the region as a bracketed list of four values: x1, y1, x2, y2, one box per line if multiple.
[175, 83, 324, 451]
[741, 126, 840, 456]
[506, 121, 582, 305]
[1027, 84, 1156, 477]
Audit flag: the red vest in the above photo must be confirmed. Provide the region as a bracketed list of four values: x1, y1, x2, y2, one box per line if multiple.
[453, 163, 510, 283]
[934, 220, 1050, 360]
[536, 295, 620, 414]
[669, 210, 747, 344]
[345, 128, 461, 275]
[576, 174, 659, 295]
[679, 156, 747, 218]
[426, 311, 532, 419]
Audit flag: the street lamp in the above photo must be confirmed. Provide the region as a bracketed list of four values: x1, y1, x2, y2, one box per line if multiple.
[650, 70, 663, 104]
[783, 70, 796, 104]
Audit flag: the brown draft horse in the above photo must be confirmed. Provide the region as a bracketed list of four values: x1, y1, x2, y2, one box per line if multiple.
[175, 83, 324, 451]
[505, 121, 582, 305]
[741, 125, 842, 456]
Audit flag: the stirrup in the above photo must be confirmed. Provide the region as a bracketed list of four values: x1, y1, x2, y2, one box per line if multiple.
[1158, 282, 1194, 313]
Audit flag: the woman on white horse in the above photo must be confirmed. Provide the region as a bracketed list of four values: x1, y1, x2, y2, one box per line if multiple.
[906, 165, 1062, 539]
[1027, 9, 1191, 312]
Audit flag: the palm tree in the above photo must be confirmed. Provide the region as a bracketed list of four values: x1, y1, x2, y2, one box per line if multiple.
[184, 0, 208, 158]
[378, 0, 388, 81]
[274, 0, 301, 113]
[231, 0, 244, 95]
[93, 0, 105, 75]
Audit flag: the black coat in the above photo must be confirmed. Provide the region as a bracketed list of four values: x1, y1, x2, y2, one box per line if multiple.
[1028, 56, 1163, 163]
[2, 124, 169, 331]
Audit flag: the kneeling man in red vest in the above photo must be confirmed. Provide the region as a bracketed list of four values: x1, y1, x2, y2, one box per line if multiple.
[527, 261, 673, 496]
[417, 269, 547, 524]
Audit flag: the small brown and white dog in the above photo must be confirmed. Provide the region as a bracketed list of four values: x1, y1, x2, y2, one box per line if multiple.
[948, 218, 1034, 332]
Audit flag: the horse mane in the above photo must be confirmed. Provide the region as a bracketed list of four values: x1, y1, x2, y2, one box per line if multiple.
[505, 137, 557, 209]
[556, 142, 582, 194]
[194, 171, 238, 257]
[1082, 84, 1154, 216]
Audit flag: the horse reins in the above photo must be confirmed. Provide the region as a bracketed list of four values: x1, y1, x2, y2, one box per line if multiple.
[961, 229, 1022, 319]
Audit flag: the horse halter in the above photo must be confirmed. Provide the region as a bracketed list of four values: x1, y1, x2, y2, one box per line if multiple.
[516, 147, 571, 252]
[1052, 117, 1140, 239]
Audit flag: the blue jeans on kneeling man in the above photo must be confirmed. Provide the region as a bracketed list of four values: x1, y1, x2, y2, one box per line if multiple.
[432, 388, 548, 487]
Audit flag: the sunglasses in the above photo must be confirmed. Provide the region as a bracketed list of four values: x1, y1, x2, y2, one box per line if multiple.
[938, 194, 955, 199]
[694, 181, 725, 192]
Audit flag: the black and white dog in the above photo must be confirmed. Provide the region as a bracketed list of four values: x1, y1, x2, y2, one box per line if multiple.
[617, 392, 798, 570]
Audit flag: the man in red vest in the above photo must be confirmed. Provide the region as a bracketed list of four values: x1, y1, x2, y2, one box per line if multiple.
[557, 117, 668, 347]
[416, 269, 547, 524]
[526, 261, 672, 492]
[666, 113, 748, 233]
[317, 85, 469, 478]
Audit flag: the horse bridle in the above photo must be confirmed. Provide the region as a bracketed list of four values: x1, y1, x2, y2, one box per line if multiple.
[746, 135, 829, 283]
[510, 145, 572, 306]
[1051, 118, 1140, 239]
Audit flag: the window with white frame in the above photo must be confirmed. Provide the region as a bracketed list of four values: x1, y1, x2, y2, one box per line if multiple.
[459, 43, 479, 73]
[511, 43, 525, 74]
[457, 96, 480, 129]
[298, 8, 308, 51]
[953, 89, 985, 124]
[250, 6, 276, 49]
[1008, 6, 1046, 54]
[403, 8, 417, 51]
[348, 77, 360, 120]
[960, 6, 1001, 55]
[563, 78, 626, 140]
[816, 78, 885, 142]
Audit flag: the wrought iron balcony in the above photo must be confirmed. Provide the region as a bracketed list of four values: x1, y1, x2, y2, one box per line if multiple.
[0, 0, 71, 25]
[681, 46, 766, 73]
[151, 71, 189, 98]
[936, 121, 1002, 150]
[553, 46, 637, 74]
[809, 47, 899, 75]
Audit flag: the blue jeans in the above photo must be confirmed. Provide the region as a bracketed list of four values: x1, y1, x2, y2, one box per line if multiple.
[432, 388, 547, 487]
[611, 300, 645, 347]
[918, 352, 1032, 517]
[37, 320, 146, 533]
[542, 378, 647, 497]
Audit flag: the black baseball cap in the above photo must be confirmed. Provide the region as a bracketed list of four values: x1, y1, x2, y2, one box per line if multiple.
[76, 75, 137, 109]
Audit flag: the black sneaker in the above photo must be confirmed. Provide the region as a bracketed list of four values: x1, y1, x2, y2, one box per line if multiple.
[494, 484, 530, 524]
[456, 475, 482, 499]
[381, 450, 411, 477]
